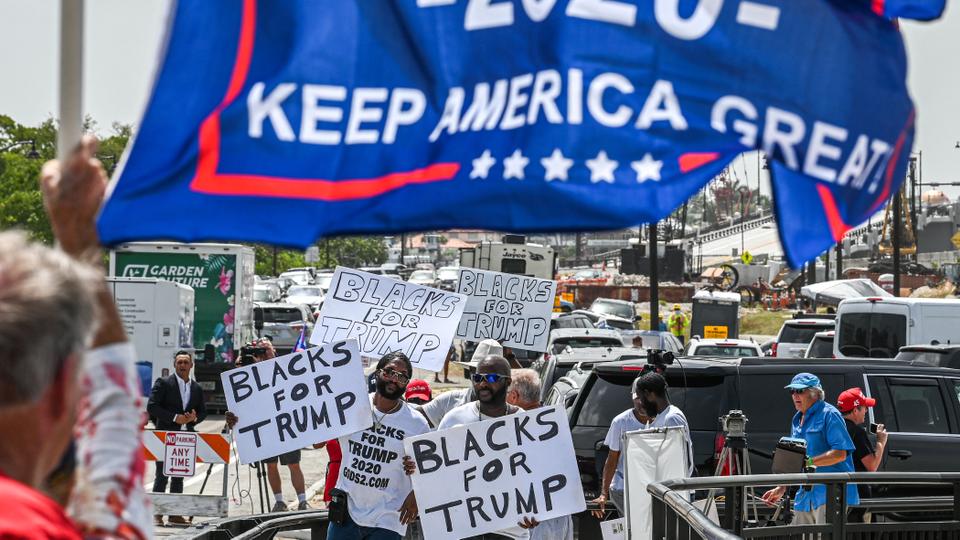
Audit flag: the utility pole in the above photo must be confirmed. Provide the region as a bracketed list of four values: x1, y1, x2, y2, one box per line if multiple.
[575, 233, 583, 266]
[835, 242, 843, 280]
[272, 246, 278, 276]
[893, 192, 902, 297]
[650, 222, 659, 332]
[400, 233, 406, 264]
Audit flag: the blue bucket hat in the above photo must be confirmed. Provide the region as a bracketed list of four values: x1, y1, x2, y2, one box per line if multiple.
[785, 372, 821, 390]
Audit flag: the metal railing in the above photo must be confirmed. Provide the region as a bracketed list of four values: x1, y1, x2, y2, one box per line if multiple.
[649, 472, 960, 539]
[172, 510, 330, 540]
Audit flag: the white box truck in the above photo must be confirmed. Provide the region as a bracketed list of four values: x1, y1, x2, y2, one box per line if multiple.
[834, 297, 960, 359]
[107, 278, 194, 392]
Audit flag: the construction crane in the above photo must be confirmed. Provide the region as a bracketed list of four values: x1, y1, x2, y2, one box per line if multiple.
[878, 184, 917, 256]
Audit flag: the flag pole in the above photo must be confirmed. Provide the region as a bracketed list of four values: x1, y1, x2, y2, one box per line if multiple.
[58, 0, 84, 161]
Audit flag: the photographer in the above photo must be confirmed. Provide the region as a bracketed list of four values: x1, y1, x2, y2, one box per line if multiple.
[838, 388, 887, 523]
[227, 339, 309, 511]
[761, 373, 858, 526]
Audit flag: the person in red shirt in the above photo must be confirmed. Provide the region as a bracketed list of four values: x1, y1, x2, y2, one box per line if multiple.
[0, 137, 149, 539]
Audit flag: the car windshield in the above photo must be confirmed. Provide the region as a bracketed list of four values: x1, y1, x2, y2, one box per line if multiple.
[316, 274, 334, 289]
[837, 312, 906, 358]
[692, 345, 758, 357]
[780, 324, 828, 344]
[574, 270, 598, 279]
[287, 286, 321, 297]
[437, 268, 459, 280]
[263, 307, 305, 323]
[552, 316, 591, 329]
[281, 272, 310, 284]
[410, 271, 435, 280]
[806, 337, 834, 358]
[591, 300, 633, 320]
[253, 289, 272, 302]
[552, 337, 622, 354]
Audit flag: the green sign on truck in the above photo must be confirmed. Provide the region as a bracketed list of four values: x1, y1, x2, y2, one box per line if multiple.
[109, 243, 256, 362]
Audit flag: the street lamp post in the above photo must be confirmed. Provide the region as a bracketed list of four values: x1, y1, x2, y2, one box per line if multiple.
[0, 140, 41, 159]
[737, 186, 751, 257]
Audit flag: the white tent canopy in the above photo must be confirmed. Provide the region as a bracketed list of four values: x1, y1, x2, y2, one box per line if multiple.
[800, 279, 892, 306]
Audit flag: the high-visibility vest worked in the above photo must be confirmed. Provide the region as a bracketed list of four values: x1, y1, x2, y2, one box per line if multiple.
[668, 312, 689, 337]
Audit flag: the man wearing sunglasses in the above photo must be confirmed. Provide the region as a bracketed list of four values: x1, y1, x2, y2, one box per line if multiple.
[761, 373, 857, 527]
[437, 355, 540, 537]
[330, 351, 430, 540]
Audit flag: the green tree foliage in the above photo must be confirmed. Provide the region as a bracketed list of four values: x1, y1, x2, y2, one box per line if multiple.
[0, 115, 130, 244]
[251, 237, 387, 277]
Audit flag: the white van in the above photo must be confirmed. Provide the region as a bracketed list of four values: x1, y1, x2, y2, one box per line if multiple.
[834, 297, 960, 359]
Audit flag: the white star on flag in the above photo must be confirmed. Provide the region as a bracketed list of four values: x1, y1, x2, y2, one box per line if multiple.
[631, 153, 663, 183]
[470, 150, 496, 179]
[586, 151, 618, 184]
[540, 148, 574, 182]
[503, 149, 529, 180]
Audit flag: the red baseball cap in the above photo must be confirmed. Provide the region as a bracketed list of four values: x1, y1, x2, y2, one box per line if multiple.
[405, 379, 432, 402]
[837, 388, 876, 413]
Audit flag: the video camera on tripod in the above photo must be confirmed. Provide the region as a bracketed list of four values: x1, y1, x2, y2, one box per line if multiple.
[638, 349, 675, 376]
[720, 410, 748, 440]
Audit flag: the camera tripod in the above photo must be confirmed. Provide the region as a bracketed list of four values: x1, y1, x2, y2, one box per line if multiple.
[702, 414, 760, 527]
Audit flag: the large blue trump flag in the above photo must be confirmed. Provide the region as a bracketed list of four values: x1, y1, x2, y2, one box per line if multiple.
[99, 0, 918, 267]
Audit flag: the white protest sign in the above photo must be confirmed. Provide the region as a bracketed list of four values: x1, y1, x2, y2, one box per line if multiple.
[600, 518, 626, 540]
[455, 268, 557, 352]
[623, 427, 688, 540]
[163, 432, 197, 478]
[310, 267, 467, 372]
[221, 339, 371, 464]
[404, 406, 585, 540]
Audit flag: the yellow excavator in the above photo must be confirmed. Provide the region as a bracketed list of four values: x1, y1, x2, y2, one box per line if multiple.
[878, 184, 917, 256]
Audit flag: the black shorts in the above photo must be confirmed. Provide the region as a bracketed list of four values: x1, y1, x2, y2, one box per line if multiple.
[261, 449, 301, 466]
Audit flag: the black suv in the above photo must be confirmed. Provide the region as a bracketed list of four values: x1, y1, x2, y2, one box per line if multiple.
[568, 356, 960, 501]
[532, 346, 646, 403]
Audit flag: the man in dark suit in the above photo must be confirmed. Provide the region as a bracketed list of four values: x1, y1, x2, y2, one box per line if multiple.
[147, 350, 206, 526]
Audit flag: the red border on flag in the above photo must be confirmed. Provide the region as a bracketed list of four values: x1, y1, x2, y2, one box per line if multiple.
[188, 0, 459, 201]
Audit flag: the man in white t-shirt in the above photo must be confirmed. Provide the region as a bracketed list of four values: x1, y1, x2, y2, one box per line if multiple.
[436, 355, 540, 539]
[638, 372, 694, 476]
[417, 339, 501, 427]
[591, 377, 651, 517]
[330, 352, 430, 540]
[506, 369, 573, 540]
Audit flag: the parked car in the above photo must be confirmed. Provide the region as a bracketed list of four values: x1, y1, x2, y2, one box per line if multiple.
[772, 318, 835, 358]
[253, 283, 282, 303]
[360, 266, 384, 275]
[894, 344, 960, 369]
[279, 269, 313, 286]
[436, 266, 460, 291]
[571, 268, 604, 281]
[546, 328, 626, 355]
[283, 285, 325, 311]
[685, 338, 763, 357]
[380, 263, 411, 279]
[533, 346, 645, 403]
[621, 330, 684, 354]
[415, 263, 436, 271]
[551, 312, 595, 330]
[407, 269, 439, 288]
[568, 356, 960, 506]
[804, 330, 835, 358]
[588, 298, 639, 326]
[315, 272, 335, 293]
[543, 369, 595, 412]
[255, 302, 314, 353]
[835, 297, 960, 359]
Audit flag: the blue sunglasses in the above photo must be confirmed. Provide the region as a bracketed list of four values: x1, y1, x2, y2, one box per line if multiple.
[471, 373, 509, 384]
